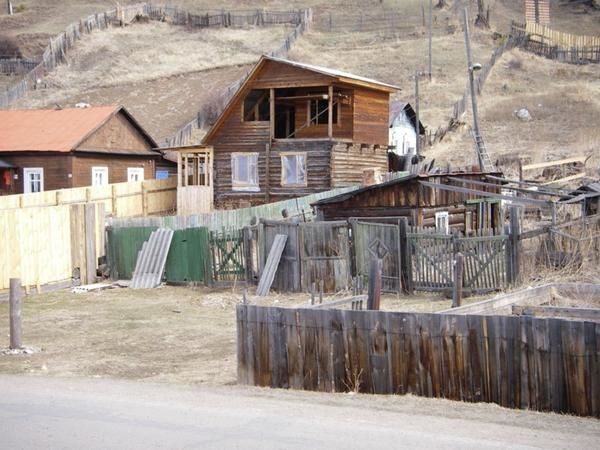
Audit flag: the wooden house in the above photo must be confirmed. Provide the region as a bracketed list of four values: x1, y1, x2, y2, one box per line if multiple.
[388, 101, 425, 156]
[0, 105, 172, 193]
[202, 56, 400, 208]
[312, 172, 504, 232]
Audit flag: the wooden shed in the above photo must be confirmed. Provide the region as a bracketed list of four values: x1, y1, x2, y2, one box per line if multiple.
[0, 105, 170, 193]
[312, 172, 504, 232]
[203, 56, 400, 209]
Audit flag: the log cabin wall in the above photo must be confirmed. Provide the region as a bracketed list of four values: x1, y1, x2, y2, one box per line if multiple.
[352, 87, 389, 145]
[330, 143, 389, 187]
[71, 154, 156, 187]
[0, 153, 73, 193]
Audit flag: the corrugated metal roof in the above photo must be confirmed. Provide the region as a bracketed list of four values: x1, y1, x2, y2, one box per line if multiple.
[0, 105, 158, 153]
[265, 56, 400, 91]
[130, 228, 174, 289]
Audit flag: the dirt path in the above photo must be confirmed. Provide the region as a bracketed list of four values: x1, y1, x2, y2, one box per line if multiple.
[1, 375, 598, 449]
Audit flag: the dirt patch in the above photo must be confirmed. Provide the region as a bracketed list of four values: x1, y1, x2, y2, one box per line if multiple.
[0, 285, 483, 384]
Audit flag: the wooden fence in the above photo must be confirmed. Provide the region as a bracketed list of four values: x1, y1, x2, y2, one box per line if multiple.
[0, 3, 312, 112]
[512, 22, 600, 64]
[0, 58, 39, 75]
[314, 11, 446, 35]
[0, 203, 104, 291]
[236, 304, 600, 417]
[0, 177, 176, 218]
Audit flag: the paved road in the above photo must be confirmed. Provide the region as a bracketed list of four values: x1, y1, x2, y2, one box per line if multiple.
[1, 376, 598, 449]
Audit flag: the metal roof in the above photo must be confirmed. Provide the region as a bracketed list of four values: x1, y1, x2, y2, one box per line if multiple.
[0, 105, 158, 154]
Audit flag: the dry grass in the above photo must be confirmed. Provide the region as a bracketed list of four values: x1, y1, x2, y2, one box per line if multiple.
[0, 285, 462, 384]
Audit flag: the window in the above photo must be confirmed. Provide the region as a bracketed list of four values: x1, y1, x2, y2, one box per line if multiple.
[127, 167, 144, 182]
[281, 153, 307, 186]
[91, 167, 108, 186]
[310, 98, 338, 125]
[243, 89, 270, 122]
[155, 170, 169, 180]
[23, 168, 43, 193]
[435, 211, 449, 235]
[231, 153, 259, 191]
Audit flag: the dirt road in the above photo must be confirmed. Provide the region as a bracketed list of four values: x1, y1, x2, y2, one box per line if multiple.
[1, 375, 598, 449]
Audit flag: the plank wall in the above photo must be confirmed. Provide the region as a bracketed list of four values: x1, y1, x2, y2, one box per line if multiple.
[352, 87, 389, 145]
[76, 111, 154, 153]
[330, 143, 389, 187]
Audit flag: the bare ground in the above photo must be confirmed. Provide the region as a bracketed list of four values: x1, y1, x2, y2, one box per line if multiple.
[0, 285, 483, 385]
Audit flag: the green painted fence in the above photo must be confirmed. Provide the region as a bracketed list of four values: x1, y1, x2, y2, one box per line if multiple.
[106, 226, 211, 285]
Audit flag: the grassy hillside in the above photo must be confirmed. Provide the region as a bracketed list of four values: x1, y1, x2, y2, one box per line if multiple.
[1, 0, 599, 170]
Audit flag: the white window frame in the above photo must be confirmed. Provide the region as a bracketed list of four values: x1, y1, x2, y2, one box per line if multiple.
[91, 166, 109, 186]
[281, 152, 307, 187]
[23, 167, 44, 193]
[127, 167, 144, 182]
[231, 153, 259, 192]
[435, 211, 449, 235]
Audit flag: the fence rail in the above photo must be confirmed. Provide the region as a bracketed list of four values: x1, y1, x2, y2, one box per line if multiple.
[0, 58, 39, 75]
[0, 177, 177, 218]
[237, 304, 600, 417]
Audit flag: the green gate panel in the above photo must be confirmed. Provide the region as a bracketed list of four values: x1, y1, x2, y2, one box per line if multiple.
[165, 227, 211, 284]
[106, 226, 157, 280]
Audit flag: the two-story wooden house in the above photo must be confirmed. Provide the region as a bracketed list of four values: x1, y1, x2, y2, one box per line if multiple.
[203, 56, 400, 208]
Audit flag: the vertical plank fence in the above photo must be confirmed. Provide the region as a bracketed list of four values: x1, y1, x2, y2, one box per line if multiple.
[237, 305, 600, 418]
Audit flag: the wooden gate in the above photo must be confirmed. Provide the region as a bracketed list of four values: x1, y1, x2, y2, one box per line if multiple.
[407, 228, 454, 291]
[300, 221, 351, 292]
[261, 219, 301, 292]
[210, 228, 246, 284]
[456, 232, 508, 293]
[351, 221, 402, 293]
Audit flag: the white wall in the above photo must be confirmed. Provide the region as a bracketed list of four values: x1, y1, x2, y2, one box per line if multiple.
[389, 111, 417, 155]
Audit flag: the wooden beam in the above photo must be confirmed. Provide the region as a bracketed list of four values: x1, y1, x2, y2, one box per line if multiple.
[521, 156, 586, 171]
[450, 176, 571, 198]
[418, 180, 552, 206]
[540, 173, 586, 186]
[310, 294, 367, 309]
[328, 85, 333, 138]
[269, 88, 275, 141]
[512, 305, 600, 321]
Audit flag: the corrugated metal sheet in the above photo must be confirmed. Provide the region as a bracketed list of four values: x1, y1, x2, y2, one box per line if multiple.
[130, 229, 174, 289]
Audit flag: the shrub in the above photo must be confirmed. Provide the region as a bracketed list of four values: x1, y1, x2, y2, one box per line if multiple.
[0, 35, 22, 59]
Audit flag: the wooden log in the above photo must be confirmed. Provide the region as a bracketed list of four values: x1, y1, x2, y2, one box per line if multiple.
[9, 278, 22, 350]
[452, 252, 463, 307]
[513, 305, 600, 321]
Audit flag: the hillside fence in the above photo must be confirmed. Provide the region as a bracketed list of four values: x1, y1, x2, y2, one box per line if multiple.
[236, 304, 600, 417]
[0, 203, 105, 291]
[0, 3, 312, 111]
[0, 58, 39, 75]
[0, 177, 177, 218]
[163, 8, 313, 147]
[511, 22, 600, 64]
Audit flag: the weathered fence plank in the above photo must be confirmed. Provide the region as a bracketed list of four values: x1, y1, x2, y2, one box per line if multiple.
[237, 304, 600, 417]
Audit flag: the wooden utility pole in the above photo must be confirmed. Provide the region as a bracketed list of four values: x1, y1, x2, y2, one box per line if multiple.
[9, 278, 22, 349]
[7, 0, 13, 15]
[415, 70, 420, 158]
[428, 0, 433, 81]
[462, 8, 484, 170]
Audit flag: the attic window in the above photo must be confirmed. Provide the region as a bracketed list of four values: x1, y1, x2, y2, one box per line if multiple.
[243, 89, 270, 122]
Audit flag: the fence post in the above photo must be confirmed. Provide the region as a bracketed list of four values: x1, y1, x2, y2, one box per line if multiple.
[509, 206, 521, 285]
[399, 217, 413, 294]
[452, 253, 463, 307]
[367, 255, 382, 310]
[9, 278, 23, 350]
[142, 182, 149, 216]
[111, 184, 118, 217]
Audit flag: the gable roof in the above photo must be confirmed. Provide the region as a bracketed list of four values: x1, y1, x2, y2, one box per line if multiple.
[203, 55, 400, 143]
[0, 105, 158, 153]
[389, 101, 425, 134]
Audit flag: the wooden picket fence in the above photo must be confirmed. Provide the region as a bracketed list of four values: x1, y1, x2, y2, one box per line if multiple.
[0, 177, 176, 218]
[237, 304, 600, 417]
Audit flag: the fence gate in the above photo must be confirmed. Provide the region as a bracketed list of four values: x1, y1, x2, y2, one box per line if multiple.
[407, 228, 454, 291]
[261, 220, 301, 292]
[456, 232, 508, 293]
[352, 221, 402, 293]
[210, 228, 246, 284]
[300, 221, 351, 292]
